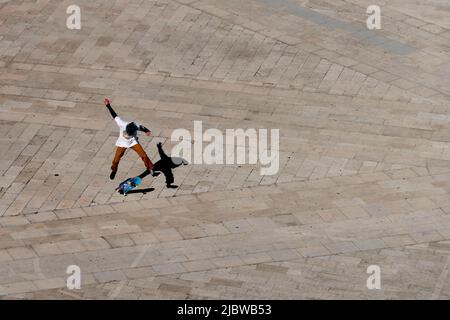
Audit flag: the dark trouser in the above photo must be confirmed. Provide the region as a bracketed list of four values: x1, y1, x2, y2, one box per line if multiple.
[111, 144, 154, 172]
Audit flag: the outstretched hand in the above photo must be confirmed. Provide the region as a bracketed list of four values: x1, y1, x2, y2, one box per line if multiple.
[145, 131, 151, 136]
[103, 98, 110, 106]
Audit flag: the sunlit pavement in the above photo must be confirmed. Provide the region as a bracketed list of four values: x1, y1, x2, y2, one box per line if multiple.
[0, 0, 450, 299]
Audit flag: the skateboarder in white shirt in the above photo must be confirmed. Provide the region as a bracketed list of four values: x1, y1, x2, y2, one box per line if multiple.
[103, 98, 157, 180]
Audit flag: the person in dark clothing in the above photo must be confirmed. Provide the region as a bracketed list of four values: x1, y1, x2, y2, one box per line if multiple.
[139, 142, 188, 188]
[103, 98, 157, 180]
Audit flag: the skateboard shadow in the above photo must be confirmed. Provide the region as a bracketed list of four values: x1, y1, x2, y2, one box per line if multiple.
[125, 187, 155, 195]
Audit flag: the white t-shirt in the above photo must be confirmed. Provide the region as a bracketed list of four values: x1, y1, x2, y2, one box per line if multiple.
[114, 117, 140, 148]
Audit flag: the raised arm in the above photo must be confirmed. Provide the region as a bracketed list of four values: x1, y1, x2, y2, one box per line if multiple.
[157, 142, 168, 159]
[103, 98, 117, 119]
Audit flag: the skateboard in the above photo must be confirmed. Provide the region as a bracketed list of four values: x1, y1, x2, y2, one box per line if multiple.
[116, 177, 142, 195]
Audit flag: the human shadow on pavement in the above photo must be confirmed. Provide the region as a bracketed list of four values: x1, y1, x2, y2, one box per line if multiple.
[139, 142, 188, 189]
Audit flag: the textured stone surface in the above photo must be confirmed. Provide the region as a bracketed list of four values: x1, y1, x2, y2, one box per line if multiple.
[0, 0, 450, 299]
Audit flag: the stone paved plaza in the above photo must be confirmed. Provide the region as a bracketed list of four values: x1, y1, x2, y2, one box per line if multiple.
[1, 0, 450, 299]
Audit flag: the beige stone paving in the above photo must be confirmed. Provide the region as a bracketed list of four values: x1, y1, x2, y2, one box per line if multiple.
[0, 0, 450, 299]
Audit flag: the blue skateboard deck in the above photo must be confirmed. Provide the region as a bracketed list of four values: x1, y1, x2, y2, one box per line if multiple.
[116, 177, 142, 195]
